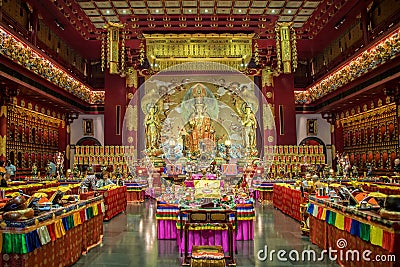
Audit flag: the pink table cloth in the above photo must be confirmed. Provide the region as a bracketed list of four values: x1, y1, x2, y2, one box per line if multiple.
[157, 220, 178, 239]
[177, 229, 236, 253]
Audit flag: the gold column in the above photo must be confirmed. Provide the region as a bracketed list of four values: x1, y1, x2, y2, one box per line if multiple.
[102, 22, 124, 75]
[275, 22, 297, 74]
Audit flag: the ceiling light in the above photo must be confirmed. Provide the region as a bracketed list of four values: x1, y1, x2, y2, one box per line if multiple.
[334, 17, 346, 30]
[54, 19, 64, 30]
[189, 9, 192, 13]
[106, 10, 110, 14]
[156, 9, 159, 13]
[288, 10, 292, 14]
[122, 10, 127, 14]
[239, 9, 242, 13]
[271, 9, 275, 13]
[205, 9, 208, 13]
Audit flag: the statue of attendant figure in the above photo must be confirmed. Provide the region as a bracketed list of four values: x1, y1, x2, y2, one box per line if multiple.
[242, 105, 257, 151]
[32, 163, 37, 177]
[56, 152, 64, 177]
[145, 106, 161, 151]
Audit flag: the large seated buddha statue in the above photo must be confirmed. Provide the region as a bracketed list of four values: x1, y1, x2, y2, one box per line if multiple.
[184, 84, 216, 156]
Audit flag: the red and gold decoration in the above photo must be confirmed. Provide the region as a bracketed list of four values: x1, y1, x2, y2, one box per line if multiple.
[295, 27, 400, 104]
[0, 106, 7, 161]
[0, 27, 104, 104]
[0, 198, 104, 267]
[97, 186, 127, 221]
[143, 33, 254, 71]
[308, 197, 400, 267]
[101, 22, 126, 75]
[7, 104, 65, 172]
[275, 22, 297, 74]
[264, 145, 325, 175]
[336, 100, 398, 170]
[74, 146, 136, 173]
[273, 184, 307, 222]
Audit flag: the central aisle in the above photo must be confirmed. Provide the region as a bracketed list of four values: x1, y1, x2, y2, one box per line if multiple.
[74, 200, 338, 267]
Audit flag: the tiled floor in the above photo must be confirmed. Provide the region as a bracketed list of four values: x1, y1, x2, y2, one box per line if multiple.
[74, 200, 338, 267]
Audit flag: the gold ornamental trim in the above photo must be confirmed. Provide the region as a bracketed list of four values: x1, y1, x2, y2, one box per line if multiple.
[143, 33, 254, 71]
[295, 27, 400, 105]
[0, 106, 7, 117]
[0, 27, 104, 104]
[0, 135, 6, 157]
[8, 105, 64, 126]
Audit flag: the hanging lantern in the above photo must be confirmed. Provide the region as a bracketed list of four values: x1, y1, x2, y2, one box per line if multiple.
[275, 22, 297, 74]
[101, 22, 125, 75]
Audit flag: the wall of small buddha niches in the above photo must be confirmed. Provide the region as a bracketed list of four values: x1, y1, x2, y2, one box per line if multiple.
[73, 146, 136, 174]
[6, 99, 66, 172]
[337, 97, 398, 171]
[264, 145, 325, 174]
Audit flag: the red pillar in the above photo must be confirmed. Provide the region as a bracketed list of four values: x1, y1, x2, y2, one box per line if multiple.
[0, 105, 7, 162]
[262, 82, 275, 148]
[273, 74, 297, 145]
[104, 72, 126, 146]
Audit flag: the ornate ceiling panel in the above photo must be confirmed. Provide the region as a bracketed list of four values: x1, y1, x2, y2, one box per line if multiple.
[44, 0, 350, 41]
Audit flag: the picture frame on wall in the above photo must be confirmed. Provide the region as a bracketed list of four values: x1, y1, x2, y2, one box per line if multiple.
[307, 119, 317, 135]
[83, 119, 94, 136]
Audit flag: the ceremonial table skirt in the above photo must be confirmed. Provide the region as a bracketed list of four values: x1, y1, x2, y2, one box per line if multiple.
[309, 215, 328, 250]
[327, 224, 399, 267]
[157, 219, 178, 239]
[236, 220, 254, 241]
[177, 230, 236, 253]
[308, 199, 400, 267]
[157, 203, 254, 241]
[99, 186, 127, 221]
[127, 189, 145, 202]
[157, 220, 253, 241]
[273, 184, 305, 221]
[0, 206, 103, 267]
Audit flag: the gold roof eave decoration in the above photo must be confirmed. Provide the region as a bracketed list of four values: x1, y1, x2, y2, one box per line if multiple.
[143, 33, 255, 71]
[0, 27, 104, 105]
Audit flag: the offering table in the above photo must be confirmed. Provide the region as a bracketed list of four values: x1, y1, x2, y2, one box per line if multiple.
[97, 186, 127, 221]
[156, 202, 254, 241]
[0, 196, 104, 267]
[180, 208, 236, 266]
[308, 196, 400, 267]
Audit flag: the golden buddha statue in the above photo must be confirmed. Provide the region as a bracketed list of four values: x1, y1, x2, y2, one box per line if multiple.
[242, 104, 257, 151]
[186, 100, 215, 155]
[145, 106, 161, 151]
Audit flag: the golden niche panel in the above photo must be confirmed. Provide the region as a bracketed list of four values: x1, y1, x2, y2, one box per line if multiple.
[143, 33, 254, 71]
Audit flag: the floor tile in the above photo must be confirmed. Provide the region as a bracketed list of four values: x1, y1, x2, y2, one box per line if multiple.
[73, 201, 338, 267]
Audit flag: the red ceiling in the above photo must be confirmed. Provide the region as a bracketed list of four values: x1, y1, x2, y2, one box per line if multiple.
[26, 0, 364, 60]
